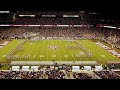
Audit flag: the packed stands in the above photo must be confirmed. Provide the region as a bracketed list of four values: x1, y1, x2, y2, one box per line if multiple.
[73, 72, 92, 79]
[94, 71, 120, 79]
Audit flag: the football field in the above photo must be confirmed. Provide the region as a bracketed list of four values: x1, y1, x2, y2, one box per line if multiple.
[0, 39, 120, 63]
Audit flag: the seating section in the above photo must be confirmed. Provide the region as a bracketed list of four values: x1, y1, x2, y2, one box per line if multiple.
[94, 71, 120, 79]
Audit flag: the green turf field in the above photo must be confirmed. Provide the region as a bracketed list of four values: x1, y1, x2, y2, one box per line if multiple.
[0, 39, 120, 62]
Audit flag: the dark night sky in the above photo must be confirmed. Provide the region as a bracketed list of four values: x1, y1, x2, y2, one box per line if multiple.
[0, 0, 120, 16]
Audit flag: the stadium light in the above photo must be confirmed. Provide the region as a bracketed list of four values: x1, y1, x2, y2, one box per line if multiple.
[108, 26, 116, 29]
[0, 24, 9, 26]
[43, 25, 54, 26]
[73, 25, 83, 27]
[19, 15, 35, 17]
[103, 26, 116, 29]
[42, 15, 56, 17]
[27, 25, 41, 26]
[63, 15, 79, 17]
[0, 11, 10, 13]
[57, 25, 69, 27]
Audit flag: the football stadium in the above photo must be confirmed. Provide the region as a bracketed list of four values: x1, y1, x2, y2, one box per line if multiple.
[0, 10, 120, 79]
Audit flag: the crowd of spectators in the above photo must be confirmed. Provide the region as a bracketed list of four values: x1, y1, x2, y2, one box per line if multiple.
[14, 17, 85, 25]
[94, 71, 120, 79]
[107, 63, 120, 69]
[0, 26, 120, 45]
[0, 27, 26, 39]
[45, 70, 66, 79]
[113, 71, 120, 75]
[0, 71, 43, 79]
[0, 70, 94, 79]
[73, 72, 93, 79]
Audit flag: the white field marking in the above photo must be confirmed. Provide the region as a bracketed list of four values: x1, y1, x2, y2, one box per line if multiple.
[52, 41, 54, 56]
[80, 52, 85, 55]
[18, 41, 31, 59]
[52, 55, 56, 57]
[79, 41, 91, 61]
[66, 41, 75, 61]
[55, 40, 61, 61]
[29, 43, 33, 45]
[0, 40, 21, 60]
[39, 41, 45, 61]
[28, 41, 37, 60]
[68, 40, 81, 61]
[27, 55, 31, 57]
[58, 40, 62, 61]
[40, 55, 43, 57]
[88, 41, 102, 60]
[77, 51, 85, 57]
[101, 55, 105, 57]
[93, 41, 109, 60]
[11, 41, 24, 58]
[34, 55, 36, 58]
[51, 41, 57, 59]
[72, 54, 74, 57]
[96, 42, 112, 60]
[64, 55, 68, 57]
[75, 54, 82, 57]
[34, 41, 41, 60]
[62, 41, 68, 61]
[2, 55, 6, 57]
[112, 55, 115, 57]
[66, 41, 73, 61]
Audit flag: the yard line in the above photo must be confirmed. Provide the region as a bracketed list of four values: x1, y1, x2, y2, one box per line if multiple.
[75, 40, 88, 61]
[33, 41, 39, 61]
[87, 41, 105, 61]
[91, 41, 108, 61]
[63, 40, 68, 61]
[58, 40, 62, 61]
[16, 41, 32, 61]
[39, 40, 45, 61]
[81, 41, 98, 61]
[52, 40, 54, 56]
[14, 42, 29, 60]
[0, 40, 22, 60]
[55, 40, 61, 61]
[29, 41, 38, 60]
[66, 40, 75, 62]
[36, 40, 43, 61]
[52, 40, 57, 61]
[85, 40, 113, 61]
[8, 40, 28, 61]
[99, 41, 117, 60]
[0, 43, 13, 60]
